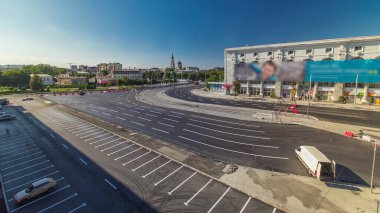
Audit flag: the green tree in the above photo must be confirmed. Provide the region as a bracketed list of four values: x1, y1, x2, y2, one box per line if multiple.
[101, 70, 109, 76]
[1, 69, 30, 88]
[232, 81, 241, 97]
[30, 75, 44, 91]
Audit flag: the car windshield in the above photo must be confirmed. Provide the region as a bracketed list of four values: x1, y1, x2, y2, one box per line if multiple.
[25, 185, 34, 193]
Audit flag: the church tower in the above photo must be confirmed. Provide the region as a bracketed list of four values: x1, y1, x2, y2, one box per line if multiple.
[170, 54, 176, 70]
[177, 60, 183, 70]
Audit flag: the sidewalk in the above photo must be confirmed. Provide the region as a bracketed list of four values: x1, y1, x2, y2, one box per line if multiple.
[193, 89, 380, 112]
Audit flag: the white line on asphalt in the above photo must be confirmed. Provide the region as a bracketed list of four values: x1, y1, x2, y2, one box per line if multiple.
[186, 123, 270, 140]
[114, 147, 142, 161]
[167, 114, 182, 119]
[0, 142, 35, 151]
[107, 144, 135, 156]
[104, 179, 118, 190]
[129, 110, 140, 113]
[171, 111, 185, 115]
[131, 121, 144, 126]
[6, 174, 62, 192]
[76, 128, 98, 136]
[272, 208, 277, 213]
[158, 122, 174, 128]
[189, 119, 265, 133]
[145, 113, 157, 118]
[168, 172, 197, 195]
[2, 156, 46, 170]
[100, 141, 126, 152]
[117, 107, 126, 110]
[1, 148, 40, 161]
[69, 126, 95, 133]
[62, 143, 69, 149]
[10, 185, 71, 212]
[239, 197, 251, 213]
[79, 157, 88, 165]
[184, 179, 212, 206]
[123, 112, 134, 117]
[183, 129, 278, 148]
[142, 160, 171, 178]
[149, 110, 162, 114]
[49, 133, 56, 138]
[153, 108, 166, 111]
[84, 132, 110, 142]
[138, 117, 151, 122]
[95, 138, 122, 148]
[122, 151, 151, 165]
[115, 116, 126, 121]
[109, 109, 119, 113]
[91, 109, 99, 112]
[154, 165, 183, 186]
[89, 135, 115, 144]
[132, 155, 161, 171]
[67, 203, 87, 213]
[163, 118, 179, 122]
[4, 165, 54, 184]
[1, 144, 37, 156]
[3, 160, 50, 177]
[207, 187, 231, 213]
[178, 136, 288, 160]
[191, 115, 260, 128]
[152, 128, 169, 134]
[102, 112, 111, 116]
[37, 193, 78, 213]
[0, 151, 43, 165]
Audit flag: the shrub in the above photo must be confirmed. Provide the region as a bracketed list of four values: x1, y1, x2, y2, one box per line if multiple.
[338, 96, 346, 104]
[270, 91, 276, 98]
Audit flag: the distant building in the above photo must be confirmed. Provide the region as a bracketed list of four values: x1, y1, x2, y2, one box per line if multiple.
[108, 62, 122, 70]
[111, 69, 142, 80]
[71, 65, 78, 71]
[97, 63, 108, 72]
[56, 74, 87, 85]
[170, 54, 176, 70]
[184, 67, 200, 72]
[213, 67, 224, 71]
[177, 60, 183, 70]
[30, 74, 54, 86]
[0, 65, 25, 72]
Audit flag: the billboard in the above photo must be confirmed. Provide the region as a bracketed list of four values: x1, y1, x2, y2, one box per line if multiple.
[234, 61, 306, 82]
[306, 59, 380, 83]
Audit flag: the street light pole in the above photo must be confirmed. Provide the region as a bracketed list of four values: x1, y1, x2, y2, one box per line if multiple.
[307, 75, 312, 116]
[354, 73, 358, 108]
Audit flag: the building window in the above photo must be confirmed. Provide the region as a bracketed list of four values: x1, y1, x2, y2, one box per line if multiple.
[306, 49, 312, 54]
[325, 48, 332, 53]
[318, 82, 335, 87]
[288, 50, 294, 55]
[263, 88, 275, 96]
[354, 46, 362, 51]
[251, 87, 260, 95]
[369, 84, 380, 88]
[282, 81, 296, 86]
[253, 52, 258, 56]
[345, 83, 364, 88]
[263, 81, 275, 85]
[240, 53, 245, 57]
[267, 52, 273, 56]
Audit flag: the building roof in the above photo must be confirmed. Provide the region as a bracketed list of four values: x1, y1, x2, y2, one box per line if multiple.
[225, 35, 380, 51]
[30, 74, 52, 77]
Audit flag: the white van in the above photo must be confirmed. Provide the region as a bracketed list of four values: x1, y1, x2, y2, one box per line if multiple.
[295, 146, 335, 180]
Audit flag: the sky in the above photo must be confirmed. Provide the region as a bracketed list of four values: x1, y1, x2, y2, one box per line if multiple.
[1, 0, 380, 69]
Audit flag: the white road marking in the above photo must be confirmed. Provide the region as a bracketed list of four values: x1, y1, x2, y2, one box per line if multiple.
[132, 155, 161, 171]
[0, 151, 43, 165]
[6, 174, 61, 192]
[49, 133, 56, 138]
[79, 131, 102, 139]
[158, 122, 174, 128]
[3, 160, 50, 177]
[149, 110, 162, 114]
[84, 132, 110, 142]
[179, 136, 288, 160]
[138, 117, 151, 122]
[154, 108, 166, 111]
[104, 179, 118, 190]
[117, 107, 126, 110]
[163, 118, 179, 122]
[76, 128, 98, 136]
[79, 157, 88, 165]
[4, 165, 54, 184]
[184, 179, 212, 205]
[171, 111, 185, 115]
[89, 135, 115, 144]
[142, 160, 171, 178]
[95, 138, 122, 148]
[131, 121, 144, 126]
[191, 115, 260, 128]
[145, 113, 157, 118]
[167, 114, 182, 119]
[123, 112, 134, 117]
[186, 123, 270, 140]
[189, 119, 264, 133]
[107, 144, 135, 156]
[272, 208, 277, 213]
[0, 142, 35, 151]
[239, 197, 252, 213]
[37, 193, 78, 213]
[62, 144, 69, 149]
[102, 112, 111, 116]
[2, 155, 46, 170]
[69, 126, 95, 133]
[67, 203, 87, 213]
[152, 128, 169, 134]
[207, 187, 231, 213]
[1, 147, 40, 160]
[115, 116, 126, 121]
[122, 151, 151, 165]
[114, 147, 142, 161]
[154, 165, 183, 186]
[129, 110, 140, 113]
[100, 141, 127, 152]
[109, 109, 119, 113]
[168, 172, 197, 195]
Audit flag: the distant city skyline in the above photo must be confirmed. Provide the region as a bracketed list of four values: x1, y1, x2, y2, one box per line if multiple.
[1, 0, 380, 69]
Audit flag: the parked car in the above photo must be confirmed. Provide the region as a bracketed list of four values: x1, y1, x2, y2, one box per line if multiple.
[22, 97, 34, 101]
[0, 113, 16, 121]
[14, 178, 56, 205]
[295, 146, 335, 180]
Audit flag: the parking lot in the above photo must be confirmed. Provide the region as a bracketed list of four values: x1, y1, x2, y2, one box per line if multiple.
[44, 108, 280, 212]
[0, 122, 86, 213]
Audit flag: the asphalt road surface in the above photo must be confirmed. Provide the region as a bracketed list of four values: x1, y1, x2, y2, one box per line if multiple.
[44, 88, 380, 188]
[165, 85, 380, 128]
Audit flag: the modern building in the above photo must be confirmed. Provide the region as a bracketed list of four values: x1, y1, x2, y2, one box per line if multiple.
[111, 69, 142, 80]
[97, 62, 122, 73]
[224, 35, 380, 103]
[30, 74, 54, 86]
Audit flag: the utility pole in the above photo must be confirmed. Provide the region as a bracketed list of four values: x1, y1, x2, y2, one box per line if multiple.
[307, 75, 312, 116]
[354, 74, 358, 108]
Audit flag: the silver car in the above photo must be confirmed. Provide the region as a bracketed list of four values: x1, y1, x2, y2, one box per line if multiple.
[14, 178, 57, 205]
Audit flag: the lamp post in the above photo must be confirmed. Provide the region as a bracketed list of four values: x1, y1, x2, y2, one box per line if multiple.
[307, 75, 312, 116]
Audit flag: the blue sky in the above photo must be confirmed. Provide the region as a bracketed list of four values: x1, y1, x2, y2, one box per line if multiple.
[1, 0, 380, 69]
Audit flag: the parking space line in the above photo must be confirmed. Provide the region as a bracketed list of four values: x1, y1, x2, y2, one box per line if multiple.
[239, 197, 252, 213]
[0, 143, 35, 152]
[3, 160, 50, 177]
[122, 151, 151, 166]
[0, 136, 31, 145]
[122, 112, 133, 117]
[163, 118, 179, 123]
[272, 208, 277, 213]
[167, 114, 182, 119]
[149, 110, 162, 114]
[107, 144, 135, 156]
[0, 151, 43, 165]
[153, 108, 166, 111]
[132, 155, 161, 171]
[168, 172, 197, 195]
[145, 113, 157, 118]
[95, 138, 122, 148]
[1, 156, 46, 170]
[84, 132, 110, 142]
[158, 122, 174, 128]
[89, 135, 115, 145]
[1, 148, 40, 161]
[129, 110, 140, 114]
[62, 144, 69, 149]
[115, 116, 126, 121]
[1, 144, 37, 157]
[100, 141, 127, 152]
[131, 121, 144, 126]
[79, 157, 88, 165]
[37, 193, 78, 213]
[71, 126, 96, 134]
[0, 139, 32, 148]
[76, 129, 98, 137]
[104, 179, 118, 190]
[6, 175, 62, 193]
[171, 111, 185, 115]
[152, 128, 169, 134]
[142, 160, 171, 178]
[138, 117, 151, 122]
[114, 147, 142, 161]
[10, 185, 70, 212]
[4, 165, 54, 184]
[184, 179, 213, 205]
[207, 187, 230, 213]
[67, 203, 87, 213]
